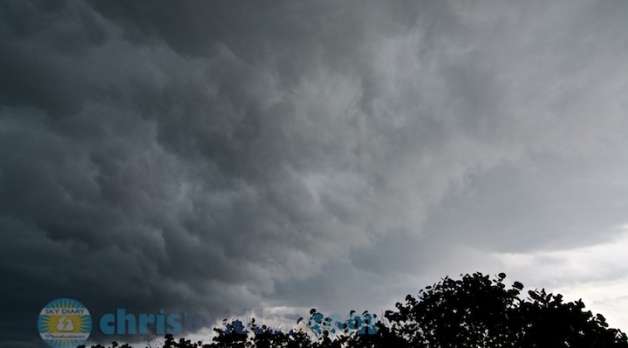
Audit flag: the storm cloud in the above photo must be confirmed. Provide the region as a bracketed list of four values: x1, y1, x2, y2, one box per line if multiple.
[1, 1, 627, 346]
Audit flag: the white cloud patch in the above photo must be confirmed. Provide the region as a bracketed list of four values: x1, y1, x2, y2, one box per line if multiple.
[494, 226, 628, 328]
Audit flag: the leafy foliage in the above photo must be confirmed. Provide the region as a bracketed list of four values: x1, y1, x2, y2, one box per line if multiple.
[78, 272, 628, 348]
[384, 272, 628, 348]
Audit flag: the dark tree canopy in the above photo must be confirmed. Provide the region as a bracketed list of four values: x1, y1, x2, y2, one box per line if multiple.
[78, 272, 628, 348]
[381, 272, 627, 348]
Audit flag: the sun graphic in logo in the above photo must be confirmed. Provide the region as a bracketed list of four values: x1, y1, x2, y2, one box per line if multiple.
[38, 298, 92, 348]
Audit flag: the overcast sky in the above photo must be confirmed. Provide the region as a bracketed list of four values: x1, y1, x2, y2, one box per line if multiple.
[1, 1, 627, 347]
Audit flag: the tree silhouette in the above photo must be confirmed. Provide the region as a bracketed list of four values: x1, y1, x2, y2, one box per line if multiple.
[383, 272, 628, 348]
[78, 272, 628, 348]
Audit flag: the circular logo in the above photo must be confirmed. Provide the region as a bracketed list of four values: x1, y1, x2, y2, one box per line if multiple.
[38, 298, 92, 348]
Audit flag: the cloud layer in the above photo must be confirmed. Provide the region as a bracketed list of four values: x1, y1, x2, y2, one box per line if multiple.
[1, 1, 627, 346]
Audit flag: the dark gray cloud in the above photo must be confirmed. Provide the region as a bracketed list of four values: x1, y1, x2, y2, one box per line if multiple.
[1, 0, 627, 346]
